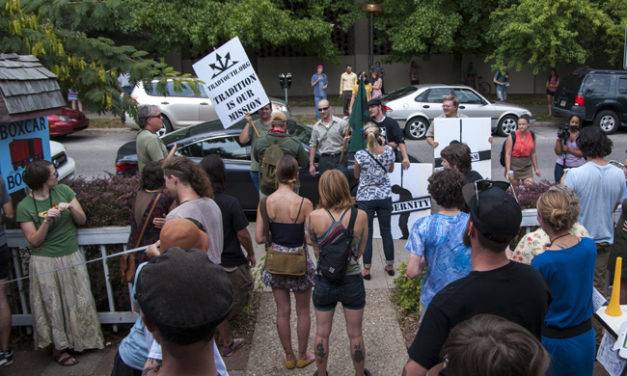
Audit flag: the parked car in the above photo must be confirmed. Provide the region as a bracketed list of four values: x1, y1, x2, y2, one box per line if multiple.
[124, 79, 290, 134]
[47, 107, 89, 136]
[50, 140, 76, 181]
[551, 69, 627, 134]
[115, 118, 418, 212]
[382, 84, 534, 139]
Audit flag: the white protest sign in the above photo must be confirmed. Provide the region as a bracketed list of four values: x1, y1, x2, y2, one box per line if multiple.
[433, 117, 492, 179]
[372, 163, 432, 239]
[193, 36, 269, 128]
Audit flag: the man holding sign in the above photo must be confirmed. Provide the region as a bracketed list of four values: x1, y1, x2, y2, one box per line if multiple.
[425, 95, 467, 149]
[239, 104, 272, 191]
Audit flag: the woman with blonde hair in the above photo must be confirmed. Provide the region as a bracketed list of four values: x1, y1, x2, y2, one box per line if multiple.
[354, 123, 395, 279]
[307, 169, 369, 376]
[255, 155, 316, 370]
[530, 185, 596, 376]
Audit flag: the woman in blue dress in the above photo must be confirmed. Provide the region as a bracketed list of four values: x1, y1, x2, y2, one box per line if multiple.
[531, 185, 596, 376]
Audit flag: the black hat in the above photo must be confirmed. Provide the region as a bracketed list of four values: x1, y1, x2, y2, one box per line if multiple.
[462, 180, 522, 243]
[135, 247, 233, 329]
[367, 98, 382, 107]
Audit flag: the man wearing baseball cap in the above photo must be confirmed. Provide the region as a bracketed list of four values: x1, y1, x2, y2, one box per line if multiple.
[403, 180, 551, 376]
[136, 247, 233, 376]
[311, 65, 328, 120]
[367, 98, 410, 169]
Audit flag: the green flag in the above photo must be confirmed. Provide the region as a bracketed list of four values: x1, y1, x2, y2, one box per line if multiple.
[348, 78, 369, 152]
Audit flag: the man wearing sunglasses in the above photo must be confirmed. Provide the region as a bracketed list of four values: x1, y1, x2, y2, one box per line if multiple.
[136, 105, 177, 172]
[308, 99, 349, 177]
[403, 180, 551, 376]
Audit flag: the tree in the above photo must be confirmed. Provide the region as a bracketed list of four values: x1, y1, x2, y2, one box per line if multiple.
[486, 0, 624, 73]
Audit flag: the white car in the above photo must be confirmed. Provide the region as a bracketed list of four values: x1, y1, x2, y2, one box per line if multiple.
[124, 79, 290, 133]
[50, 140, 75, 181]
[383, 84, 534, 139]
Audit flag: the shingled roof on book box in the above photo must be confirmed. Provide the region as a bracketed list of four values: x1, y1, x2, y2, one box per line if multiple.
[0, 53, 65, 123]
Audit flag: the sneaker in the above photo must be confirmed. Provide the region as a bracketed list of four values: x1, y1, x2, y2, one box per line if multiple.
[0, 349, 14, 366]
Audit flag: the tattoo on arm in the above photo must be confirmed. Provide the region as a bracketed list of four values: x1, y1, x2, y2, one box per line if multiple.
[142, 358, 162, 375]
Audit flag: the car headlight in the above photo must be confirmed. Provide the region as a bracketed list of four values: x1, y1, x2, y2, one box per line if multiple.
[59, 116, 71, 122]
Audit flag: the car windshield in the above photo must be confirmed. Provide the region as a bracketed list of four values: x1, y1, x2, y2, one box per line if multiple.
[146, 81, 207, 98]
[384, 86, 418, 101]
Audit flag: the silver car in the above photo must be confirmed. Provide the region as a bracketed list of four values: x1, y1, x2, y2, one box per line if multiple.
[124, 79, 290, 133]
[383, 84, 534, 139]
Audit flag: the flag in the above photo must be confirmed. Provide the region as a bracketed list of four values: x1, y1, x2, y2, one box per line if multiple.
[348, 78, 369, 152]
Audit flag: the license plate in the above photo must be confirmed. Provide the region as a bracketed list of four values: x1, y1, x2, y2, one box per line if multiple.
[560, 100, 566, 107]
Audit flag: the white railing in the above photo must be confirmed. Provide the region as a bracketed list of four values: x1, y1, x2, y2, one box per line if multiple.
[6, 226, 137, 326]
[3, 208, 622, 327]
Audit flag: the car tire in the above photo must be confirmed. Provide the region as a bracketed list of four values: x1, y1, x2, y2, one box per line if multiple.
[594, 109, 619, 134]
[158, 116, 173, 136]
[497, 115, 517, 136]
[404, 117, 429, 140]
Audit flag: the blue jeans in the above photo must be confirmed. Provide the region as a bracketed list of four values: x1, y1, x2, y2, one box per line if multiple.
[314, 94, 327, 119]
[554, 163, 565, 183]
[356, 198, 394, 268]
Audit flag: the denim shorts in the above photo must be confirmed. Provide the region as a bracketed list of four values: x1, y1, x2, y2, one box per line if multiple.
[312, 274, 366, 311]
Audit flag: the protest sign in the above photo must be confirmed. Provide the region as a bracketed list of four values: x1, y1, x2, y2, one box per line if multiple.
[193, 36, 269, 128]
[372, 163, 432, 239]
[433, 117, 492, 179]
[0, 117, 51, 193]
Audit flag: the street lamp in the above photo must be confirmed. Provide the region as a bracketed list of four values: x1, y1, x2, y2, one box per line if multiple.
[362, 3, 382, 70]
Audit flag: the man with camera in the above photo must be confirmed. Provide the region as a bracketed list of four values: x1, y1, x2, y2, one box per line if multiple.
[554, 115, 584, 183]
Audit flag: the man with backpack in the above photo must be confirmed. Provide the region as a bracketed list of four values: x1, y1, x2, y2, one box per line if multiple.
[253, 112, 308, 197]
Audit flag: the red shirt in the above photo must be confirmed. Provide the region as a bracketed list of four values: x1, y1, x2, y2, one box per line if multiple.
[511, 130, 534, 157]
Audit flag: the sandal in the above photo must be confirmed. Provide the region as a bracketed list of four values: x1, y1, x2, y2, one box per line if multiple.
[296, 351, 315, 368]
[362, 268, 371, 280]
[222, 338, 245, 357]
[54, 352, 78, 367]
[385, 266, 395, 276]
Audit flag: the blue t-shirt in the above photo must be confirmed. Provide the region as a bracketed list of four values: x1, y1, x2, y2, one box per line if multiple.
[564, 162, 627, 243]
[405, 212, 471, 307]
[531, 237, 596, 328]
[355, 146, 395, 201]
[311, 73, 328, 97]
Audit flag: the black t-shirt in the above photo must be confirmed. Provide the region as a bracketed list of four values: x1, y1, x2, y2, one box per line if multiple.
[373, 116, 404, 146]
[407, 261, 551, 370]
[213, 193, 249, 267]
[464, 170, 483, 183]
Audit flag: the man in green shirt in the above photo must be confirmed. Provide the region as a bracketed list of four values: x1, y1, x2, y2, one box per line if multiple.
[239, 103, 272, 191]
[136, 105, 177, 171]
[252, 112, 308, 196]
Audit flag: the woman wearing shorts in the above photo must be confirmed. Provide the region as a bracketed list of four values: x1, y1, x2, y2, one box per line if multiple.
[307, 169, 369, 376]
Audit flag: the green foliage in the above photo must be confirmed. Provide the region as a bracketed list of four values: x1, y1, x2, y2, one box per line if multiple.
[393, 262, 424, 315]
[486, 0, 615, 73]
[65, 173, 139, 227]
[252, 255, 267, 291]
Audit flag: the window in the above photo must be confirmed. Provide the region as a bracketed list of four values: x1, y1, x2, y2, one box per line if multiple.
[618, 78, 627, 94]
[418, 88, 455, 103]
[147, 81, 208, 98]
[583, 74, 611, 93]
[179, 136, 249, 160]
[454, 89, 484, 104]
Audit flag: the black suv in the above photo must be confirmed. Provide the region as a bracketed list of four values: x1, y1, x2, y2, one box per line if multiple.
[551, 69, 627, 134]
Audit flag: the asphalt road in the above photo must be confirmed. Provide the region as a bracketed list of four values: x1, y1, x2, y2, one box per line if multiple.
[59, 124, 627, 181]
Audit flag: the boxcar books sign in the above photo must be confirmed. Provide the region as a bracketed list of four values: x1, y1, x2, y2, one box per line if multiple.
[372, 163, 432, 239]
[0, 117, 51, 193]
[433, 117, 492, 179]
[193, 36, 269, 128]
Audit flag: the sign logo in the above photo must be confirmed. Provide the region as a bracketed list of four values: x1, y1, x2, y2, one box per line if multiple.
[210, 53, 238, 79]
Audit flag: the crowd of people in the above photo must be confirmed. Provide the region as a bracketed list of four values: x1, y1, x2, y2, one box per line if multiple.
[0, 77, 626, 375]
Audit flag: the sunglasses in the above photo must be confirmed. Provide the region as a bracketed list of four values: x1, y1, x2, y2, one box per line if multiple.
[148, 114, 162, 119]
[318, 106, 329, 111]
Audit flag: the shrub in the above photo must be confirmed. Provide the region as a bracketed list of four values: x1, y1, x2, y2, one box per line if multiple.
[392, 262, 424, 315]
[66, 173, 139, 227]
[508, 180, 556, 209]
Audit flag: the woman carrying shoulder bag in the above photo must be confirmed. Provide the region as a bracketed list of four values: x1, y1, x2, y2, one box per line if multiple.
[255, 155, 316, 370]
[307, 169, 369, 376]
[354, 123, 396, 279]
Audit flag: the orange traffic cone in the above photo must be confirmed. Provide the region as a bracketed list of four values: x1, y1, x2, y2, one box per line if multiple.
[606, 257, 622, 316]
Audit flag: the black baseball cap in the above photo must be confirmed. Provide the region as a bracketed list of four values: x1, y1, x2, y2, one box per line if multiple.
[367, 98, 382, 107]
[136, 247, 233, 330]
[462, 180, 522, 243]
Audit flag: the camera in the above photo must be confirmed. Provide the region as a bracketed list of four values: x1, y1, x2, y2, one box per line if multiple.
[557, 124, 570, 141]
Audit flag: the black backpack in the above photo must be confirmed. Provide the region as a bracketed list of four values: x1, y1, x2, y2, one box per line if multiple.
[499, 130, 534, 167]
[317, 208, 358, 283]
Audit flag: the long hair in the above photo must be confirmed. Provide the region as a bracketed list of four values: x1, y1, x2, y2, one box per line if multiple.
[362, 123, 380, 152]
[318, 169, 354, 210]
[163, 156, 213, 198]
[200, 155, 225, 194]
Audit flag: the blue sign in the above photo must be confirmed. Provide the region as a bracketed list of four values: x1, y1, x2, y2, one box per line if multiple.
[0, 117, 51, 193]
